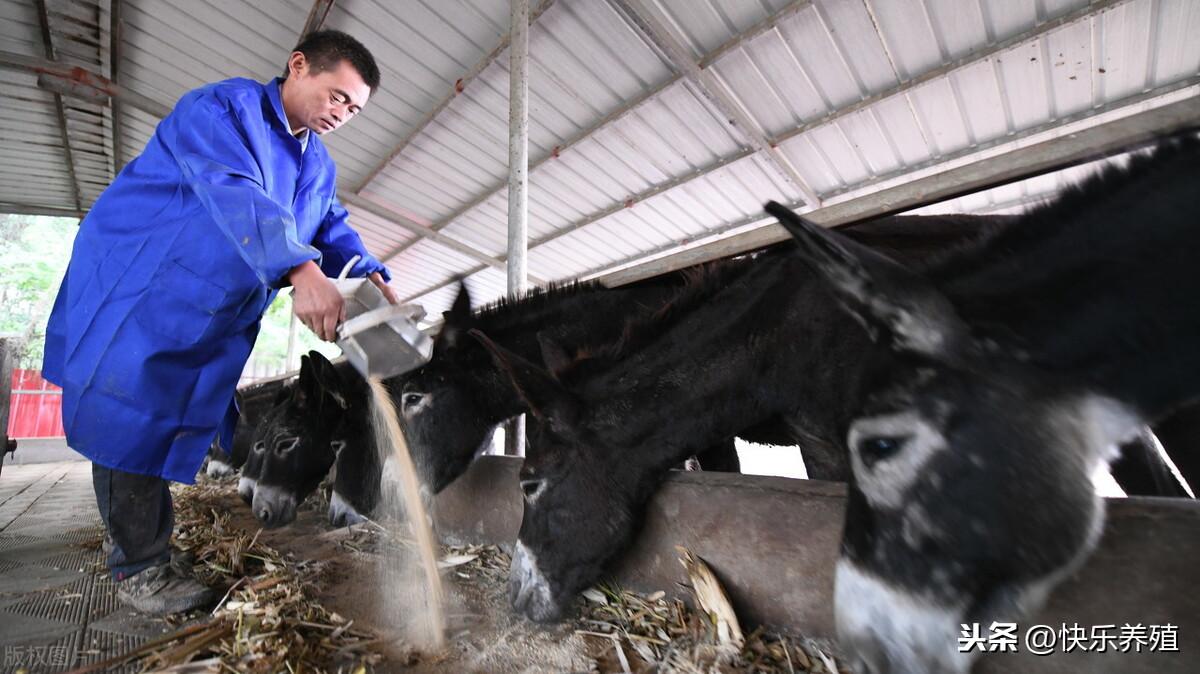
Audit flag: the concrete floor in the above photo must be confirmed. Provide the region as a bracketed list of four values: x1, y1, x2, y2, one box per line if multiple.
[0, 461, 173, 673]
[3, 439, 85, 467]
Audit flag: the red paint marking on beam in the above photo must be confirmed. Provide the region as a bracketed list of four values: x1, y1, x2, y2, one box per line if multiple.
[33, 64, 118, 96]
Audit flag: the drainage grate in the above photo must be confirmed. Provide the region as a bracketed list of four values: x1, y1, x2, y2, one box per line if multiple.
[6, 575, 94, 626]
[73, 628, 147, 674]
[86, 573, 122, 622]
[50, 527, 105, 545]
[0, 533, 40, 551]
[0, 628, 83, 674]
[34, 549, 103, 574]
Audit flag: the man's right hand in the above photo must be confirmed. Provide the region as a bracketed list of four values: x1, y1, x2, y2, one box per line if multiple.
[288, 260, 344, 342]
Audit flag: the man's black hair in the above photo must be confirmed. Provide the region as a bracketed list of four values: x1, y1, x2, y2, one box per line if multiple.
[284, 29, 381, 93]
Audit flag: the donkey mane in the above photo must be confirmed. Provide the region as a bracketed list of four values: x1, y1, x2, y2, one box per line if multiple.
[469, 279, 609, 333]
[926, 135, 1200, 416]
[928, 135, 1198, 284]
[557, 255, 761, 379]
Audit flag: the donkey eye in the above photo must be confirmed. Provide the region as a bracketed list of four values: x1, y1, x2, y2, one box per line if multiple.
[402, 393, 425, 410]
[856, 436, 905, 467]
[275, 436, 300, 455]
[520, 479, 544, 501]
[253, 441, 266, 454]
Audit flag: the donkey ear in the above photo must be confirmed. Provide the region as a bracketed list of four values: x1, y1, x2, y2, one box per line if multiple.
[468, 328, 578, 427]
[536, 332, 571, 379]
[435, 281, 473, 353]
[765, 201, 968, 356]
[294, 354, 316, 407]
[309, 352, 349, 409]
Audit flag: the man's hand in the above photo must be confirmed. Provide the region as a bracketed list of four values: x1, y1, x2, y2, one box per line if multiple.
[289, 260, 344, 342]
[369, 271, 399, 305]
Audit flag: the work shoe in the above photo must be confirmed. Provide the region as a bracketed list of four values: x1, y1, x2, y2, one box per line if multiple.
[115, 562, 216, 615]
[103, 536, 198, 576]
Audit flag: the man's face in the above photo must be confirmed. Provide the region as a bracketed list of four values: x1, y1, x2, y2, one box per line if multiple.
[282, 53, 370, 135]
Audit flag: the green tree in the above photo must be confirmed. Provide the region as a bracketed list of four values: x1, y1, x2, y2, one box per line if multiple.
[0, 213, 338, 374]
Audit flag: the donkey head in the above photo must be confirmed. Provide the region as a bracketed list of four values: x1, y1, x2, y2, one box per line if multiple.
[251, 351, 350, 528]
[236, 384, 294, 506]
[398, 284, 517, 493]
[767, 202, 1139, 674]
[472, 329, 649, 623]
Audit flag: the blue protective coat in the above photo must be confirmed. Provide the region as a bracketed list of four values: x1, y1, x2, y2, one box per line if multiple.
[42, 77, 389, 483]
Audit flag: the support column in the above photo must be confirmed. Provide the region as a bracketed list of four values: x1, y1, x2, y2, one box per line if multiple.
[505, 0, 530, 457]
[0, 339, 16, 473]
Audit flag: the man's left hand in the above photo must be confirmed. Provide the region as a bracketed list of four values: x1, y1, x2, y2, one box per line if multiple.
[369, 272, 399, 305]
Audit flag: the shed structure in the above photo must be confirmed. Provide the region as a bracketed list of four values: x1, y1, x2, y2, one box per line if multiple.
[1, 0, 1196, 322]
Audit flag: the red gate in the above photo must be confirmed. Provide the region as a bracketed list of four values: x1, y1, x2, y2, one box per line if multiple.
[7, 369, 65, 438]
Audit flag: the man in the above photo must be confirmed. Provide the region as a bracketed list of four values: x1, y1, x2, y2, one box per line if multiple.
[42, 30, 395, 615]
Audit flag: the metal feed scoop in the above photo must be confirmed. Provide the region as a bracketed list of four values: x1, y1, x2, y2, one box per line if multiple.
[331, 257, 433, 380]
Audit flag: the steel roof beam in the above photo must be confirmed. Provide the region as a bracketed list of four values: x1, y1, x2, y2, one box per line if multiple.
[401, 79, 1198, 304]
[34, 0, 82, 213]
[299, 0, 335, 39]
[594, 82, 1200, 287]
[341, 193, 545, 284]
[376, 0, 818, 265]
[606, 0, 821, 208]
[0, 202, 85, 218]
[109, 0, 125, 173]
[354, 0, 556, 194]
[0, 51, 171, 118]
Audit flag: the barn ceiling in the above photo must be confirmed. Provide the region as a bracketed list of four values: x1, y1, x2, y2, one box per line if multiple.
[1, 0, 1197, 320]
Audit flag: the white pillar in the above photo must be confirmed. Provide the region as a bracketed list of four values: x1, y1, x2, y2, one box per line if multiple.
[505, 0, 529, 457]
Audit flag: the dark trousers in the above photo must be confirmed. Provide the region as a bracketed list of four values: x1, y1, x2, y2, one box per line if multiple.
[92, 463, 174, 580]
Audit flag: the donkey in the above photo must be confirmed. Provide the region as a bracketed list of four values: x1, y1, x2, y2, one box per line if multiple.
[244, 350, 394, 528]
[249, 353, 354, 527]
[475, 190, 1189, 628]
[396, 214, 1010, 496]
[246, 246, 872, 529]
[766, 137, 1200, 673]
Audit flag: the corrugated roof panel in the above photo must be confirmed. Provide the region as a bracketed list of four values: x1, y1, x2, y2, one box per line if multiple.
[343, 204, 419, 255]
[908, 79, 971, 156]
[324, 1, 501, 187]
[526, 239, 587, 281]
[738, 154, 806, 205]
[714, 46, 802, 137]
[978, 0, 1038, 38]
[1045, 19, 1096, 118]
[1098, 1, 1154, 100]
[0, 71, 70, 210]
[772, 5, 865, 110]
[924, 0, 989, 60]
[0, 0, 43, 57]
[951, 60, 1009, 143]
[1152, 0, 1200, 86]
[816, 0, 897, 94]
[805, 123, 871, 187]
[409, 283, 460, 320]
[652, 0, 735, 58]
[866, 0, 943, 80]
[440, 205, 506, 257]
[776, 133, 842, 196]
[119, 105, 158, 158]
[836, 109, 902, 177]
[996, 40, 1052, 130]
[387, 238, 482, 297]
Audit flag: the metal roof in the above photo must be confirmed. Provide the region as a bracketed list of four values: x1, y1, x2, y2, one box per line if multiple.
[2, 0, 1198, 321]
